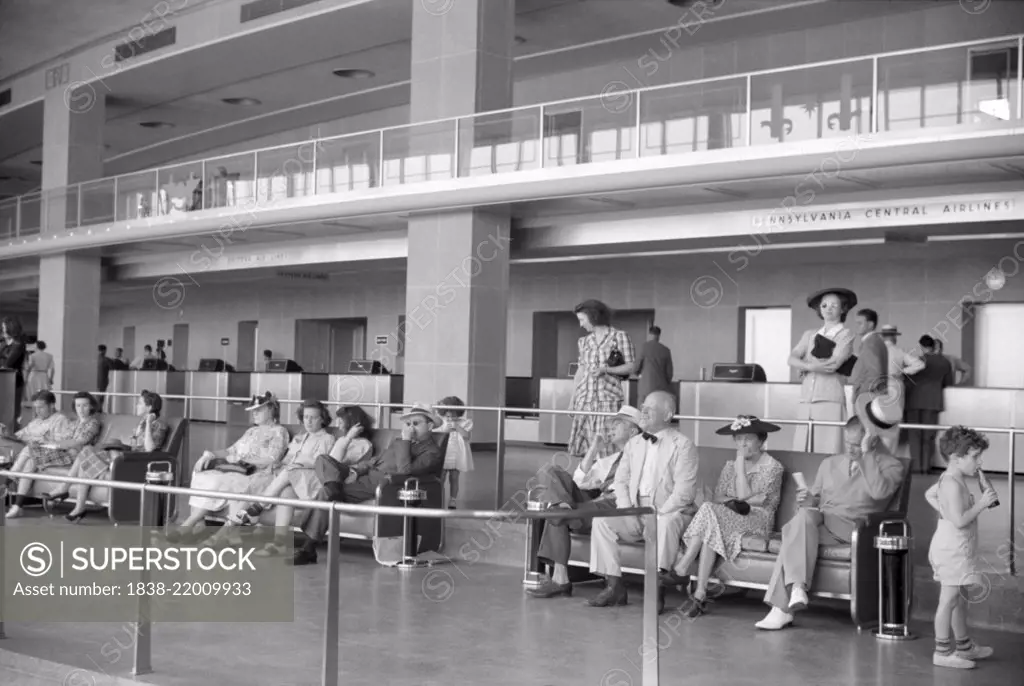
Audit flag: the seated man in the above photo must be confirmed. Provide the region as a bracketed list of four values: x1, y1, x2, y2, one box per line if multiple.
[527, 405, 642, 598]
[289, 403, 444, 565]
[755, 389, 906, 631]
[588, 391, 700, 611]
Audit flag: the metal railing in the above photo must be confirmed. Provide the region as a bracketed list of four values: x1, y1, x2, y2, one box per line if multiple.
[40, 389, 1021, 576]
[1, 33, 1021, 243]
[0, 470, 659, 686]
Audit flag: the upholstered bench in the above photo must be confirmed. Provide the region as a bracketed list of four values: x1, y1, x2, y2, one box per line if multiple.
[530, 446, 912, 630]
[1, 412, 189, 523]
[199, 426, 447, 554]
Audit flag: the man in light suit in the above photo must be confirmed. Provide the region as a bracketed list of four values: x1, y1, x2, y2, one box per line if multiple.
[588, 391, 700, 612]
[849, 308, 888, 404]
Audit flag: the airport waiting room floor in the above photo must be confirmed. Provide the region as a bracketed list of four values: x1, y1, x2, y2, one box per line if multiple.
[2, 516, 1023, 686]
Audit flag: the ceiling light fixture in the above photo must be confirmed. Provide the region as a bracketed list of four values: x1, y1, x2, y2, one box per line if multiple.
[222, 97, 262, 106]
[514, 35, 527, 45]
[139, 121, 175, 129]
[332, 68, 375, 79]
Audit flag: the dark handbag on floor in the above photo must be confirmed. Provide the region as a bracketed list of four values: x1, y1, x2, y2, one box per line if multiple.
[722, 499, 750, 516]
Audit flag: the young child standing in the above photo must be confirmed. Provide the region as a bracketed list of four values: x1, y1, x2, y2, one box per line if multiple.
[926, 425, 999, 669]
[436, 396, 473, 509]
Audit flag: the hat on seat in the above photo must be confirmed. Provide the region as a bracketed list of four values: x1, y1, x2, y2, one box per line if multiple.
[715, 415, 782, 436]
[244, 391, 277, 412]
[612, 405, 643, 429]
[854, 378, 903, 442]
[807, 287, 858, 312]
[400, 402, 439, 425]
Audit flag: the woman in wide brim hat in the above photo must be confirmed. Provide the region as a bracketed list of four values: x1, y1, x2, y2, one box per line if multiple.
[789, 287, 857, 454]
[669, 415, 785, 619]
[168, 391, 291, 542]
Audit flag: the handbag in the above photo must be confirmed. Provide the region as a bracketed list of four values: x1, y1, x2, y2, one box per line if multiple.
[206, 457, 257, 476]
[722, 499, 750, 516]
[810, 333, 857, 377]
[606, 341, 626, 370]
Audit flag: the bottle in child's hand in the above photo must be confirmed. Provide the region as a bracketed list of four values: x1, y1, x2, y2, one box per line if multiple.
[977, 469, 1000, 509]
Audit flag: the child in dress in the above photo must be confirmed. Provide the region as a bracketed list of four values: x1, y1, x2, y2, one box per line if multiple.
[925, 425, 999, 670]
[436, 396, 473, 510]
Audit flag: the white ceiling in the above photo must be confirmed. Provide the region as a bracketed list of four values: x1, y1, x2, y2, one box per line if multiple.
[0, 0, 908, 197]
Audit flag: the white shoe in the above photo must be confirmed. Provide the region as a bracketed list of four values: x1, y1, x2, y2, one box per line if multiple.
[933, 652, 975, 669]
[788, 587, 809, 612]
[5, 505, 22, 518]
[957, 644, 993, 661]
[755, 607, 794, 631]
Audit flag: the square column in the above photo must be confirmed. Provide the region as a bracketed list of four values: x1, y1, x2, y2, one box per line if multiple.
[38, 253, 102, 396]
[36, 88, 106, 401]
[404, 213, 510, 443]
[403, 0, 515, 443]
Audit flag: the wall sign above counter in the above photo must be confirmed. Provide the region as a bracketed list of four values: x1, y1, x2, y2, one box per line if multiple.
[755, 198, 1018, 229]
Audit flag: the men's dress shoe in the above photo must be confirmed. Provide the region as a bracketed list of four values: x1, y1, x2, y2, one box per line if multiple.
[659, 570, 688, 588]
[526, 581, 572, 599]
[755, 607, 794, 631]
[588, 578, 628, 607]
[788, 587, 809, 612]
[287, 549, 318, 566]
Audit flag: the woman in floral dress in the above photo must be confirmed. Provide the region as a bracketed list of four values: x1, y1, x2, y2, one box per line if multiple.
[4, 391, 90, 518]
[668, 415, 785, 618]
[61, 390, 168, 522]
[204, 399, 335, 551]
[568, 300, 636, 458]
[167, 392, 290, 542]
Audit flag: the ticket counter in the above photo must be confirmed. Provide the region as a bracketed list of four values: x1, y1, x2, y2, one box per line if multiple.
[108, 370, 187, 418]
[249, 372, 330, 416]
[537, 377, 640, 445]
[187, 371, 251, 423]
[328, 374, 403, 426]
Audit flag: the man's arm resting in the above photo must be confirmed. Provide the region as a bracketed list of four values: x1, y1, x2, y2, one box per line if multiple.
[660, 439, 698, 515]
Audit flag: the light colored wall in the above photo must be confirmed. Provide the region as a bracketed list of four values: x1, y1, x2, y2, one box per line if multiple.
[98, 239, 1024, 380]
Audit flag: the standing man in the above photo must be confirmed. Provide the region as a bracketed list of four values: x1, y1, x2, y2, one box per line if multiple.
[587, 391, 700, 613]
[96, 345, 112, 409]
[934, 339, 971, 386]
[849, 309, 888, 406]
[904, 335, 954, 474]
[635, 326, 674, 405]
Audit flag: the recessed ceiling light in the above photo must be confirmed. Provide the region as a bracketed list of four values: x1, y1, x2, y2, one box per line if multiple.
[514, 35, 526, 45]
[30, 160, 42, 166]
[139, 121, 175, 129]
[332, 68, 375, 79]
[222, 97, 262, 106]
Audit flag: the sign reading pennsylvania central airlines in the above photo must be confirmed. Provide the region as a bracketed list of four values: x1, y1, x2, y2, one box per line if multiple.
[753, 197, 1017, 229]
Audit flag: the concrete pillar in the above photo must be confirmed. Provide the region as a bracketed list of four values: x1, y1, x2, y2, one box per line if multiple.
[37, 88, 105, 400]
[403, 0, 514, 443]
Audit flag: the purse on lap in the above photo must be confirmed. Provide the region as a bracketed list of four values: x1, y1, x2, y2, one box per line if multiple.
[722, 499, 751, 516]
[205, 457, 256, 476]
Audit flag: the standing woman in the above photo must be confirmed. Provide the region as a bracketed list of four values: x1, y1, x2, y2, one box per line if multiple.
[0, 317, 27, 425]
[568, 300, 636, 459]
[25, 341, 55, 397]
[789, 288, 856, 454]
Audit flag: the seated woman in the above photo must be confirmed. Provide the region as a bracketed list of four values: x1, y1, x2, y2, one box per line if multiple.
[664, 415, 785, 618]
[204, 399, 335, 552]
[60, 390, 169, 522]
[2, 390, 76, 518]
[38, 392, 106, 510]
[527, 405, 641, 599]
[168, 392, 290, 542]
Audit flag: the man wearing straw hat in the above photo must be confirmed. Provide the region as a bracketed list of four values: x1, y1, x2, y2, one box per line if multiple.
[527, 405, 643, 599]
[756, 384, 906, 630]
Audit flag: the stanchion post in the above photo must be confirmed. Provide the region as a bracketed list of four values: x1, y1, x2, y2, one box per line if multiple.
[397, 478, 430, 569]
[494, 408, 506, 510]
[642, 510, 659, 686]
[321, 505, 341, 686]
[133, 484, 154, 676]
[522, 487, 547, 588]
[0, 477, 6, 640]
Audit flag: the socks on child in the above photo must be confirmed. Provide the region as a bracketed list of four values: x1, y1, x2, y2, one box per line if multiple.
[934, 637, 953, 656]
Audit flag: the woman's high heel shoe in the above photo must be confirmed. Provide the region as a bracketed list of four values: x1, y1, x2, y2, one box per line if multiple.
[41, 492, 70, 514]
[65, 511, 88, 523]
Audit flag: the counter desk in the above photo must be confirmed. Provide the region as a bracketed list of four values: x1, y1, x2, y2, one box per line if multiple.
[108, 370, 187, 418]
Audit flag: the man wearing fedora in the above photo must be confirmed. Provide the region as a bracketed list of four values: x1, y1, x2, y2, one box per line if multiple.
[587, 391, 700, 612]
[289, 403, 444, 565]
[756, 387, 906, 631]
[527, 405, 642, 599]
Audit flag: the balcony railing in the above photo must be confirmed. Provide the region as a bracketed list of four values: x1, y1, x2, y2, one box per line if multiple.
[1, 34, 1021, 243]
